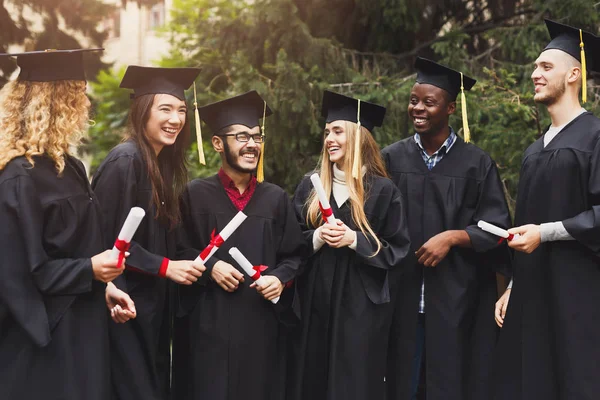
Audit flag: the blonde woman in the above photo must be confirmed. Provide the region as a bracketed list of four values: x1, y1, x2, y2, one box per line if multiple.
[290, 90, 410, 400]
[0, 49, 132, 400]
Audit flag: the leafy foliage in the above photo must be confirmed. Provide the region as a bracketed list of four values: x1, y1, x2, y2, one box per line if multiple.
[85, 0, 600, 211]
[0, 0, 114, 86]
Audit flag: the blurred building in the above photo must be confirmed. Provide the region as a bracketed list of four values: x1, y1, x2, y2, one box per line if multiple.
[101, 0, 173, 67]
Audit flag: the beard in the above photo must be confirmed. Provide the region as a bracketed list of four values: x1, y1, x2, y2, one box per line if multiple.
[534, 79, 566, 106]
[223, 140, 259, 174]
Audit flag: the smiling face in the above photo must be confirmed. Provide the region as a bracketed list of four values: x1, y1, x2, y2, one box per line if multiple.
[144, 93, 187, 155]
[324, 120, 348, 167]
[408, 83, 455, 136]
[220, 124, 262, 174]
[531, 49, 577, 105]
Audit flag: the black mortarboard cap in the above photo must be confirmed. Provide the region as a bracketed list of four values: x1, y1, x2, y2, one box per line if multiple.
[198, 90, 273, 132]
[543, 19, 597, 66]
[543, 19, 600, 102]
[414, 57, 477, 142]
[414, 57, 476, 99]
[321, 90, 386, 132]
[0, 48, 103, 82]
[120, 65, 201, 100]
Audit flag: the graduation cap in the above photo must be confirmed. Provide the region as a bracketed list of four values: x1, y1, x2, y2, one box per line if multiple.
[543, 19, 598, 103]
[199, 91, 273, 182]
[414, 57, 477, 142]
[120, 65, 203, 164]
[0, 48, 103, 82]
[321, 90, 386, 179]
[321, 90, 386, 132]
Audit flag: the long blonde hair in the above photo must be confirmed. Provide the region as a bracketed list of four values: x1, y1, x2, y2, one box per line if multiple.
[305, 120, 388, 255]
[0, 80, 90, 173]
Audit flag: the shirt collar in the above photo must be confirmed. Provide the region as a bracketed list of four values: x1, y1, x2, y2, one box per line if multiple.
[413, 127, 457, 157]
[218, 168, 256, 194]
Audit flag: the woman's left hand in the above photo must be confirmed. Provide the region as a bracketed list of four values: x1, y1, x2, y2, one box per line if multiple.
[325, 221, 357, 248]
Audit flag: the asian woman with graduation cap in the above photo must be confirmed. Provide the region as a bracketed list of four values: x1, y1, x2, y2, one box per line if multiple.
[91, 65, 205, 400]
[0, 48, 132, 400]
[290, 90, 411, 400]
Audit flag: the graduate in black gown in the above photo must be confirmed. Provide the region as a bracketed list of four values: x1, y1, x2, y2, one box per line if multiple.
[91, 66, 205, 400]
[492, 21, 600, 400]
[290, 90, 411, 400]
[0, 49, 132, 400]
[382, 58, 512, 400]
[171, 91, 307, 400]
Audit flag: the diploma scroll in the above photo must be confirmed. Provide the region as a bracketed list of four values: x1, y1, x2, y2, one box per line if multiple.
[310, 173, 336, 225]
[110, 207, 146, 267]
[229, 247, 279, 304]
[477, 221, 520, 241]
[195, 211, 248, 263]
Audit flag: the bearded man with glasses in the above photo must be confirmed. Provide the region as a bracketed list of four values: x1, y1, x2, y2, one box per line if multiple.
[171, 91, 308, 400]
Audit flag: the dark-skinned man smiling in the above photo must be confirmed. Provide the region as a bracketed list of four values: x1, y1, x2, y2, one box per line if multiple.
[382, 57, 512, 400]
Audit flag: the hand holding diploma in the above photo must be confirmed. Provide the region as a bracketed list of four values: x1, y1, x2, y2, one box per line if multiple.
[196, 211, 247, 263]
[229, 247, 280, 304]
[310, 173, 336, 225]
[506, 224, 541, 254]
[110, 207, 146, 268]
[477, 221, 519, 241]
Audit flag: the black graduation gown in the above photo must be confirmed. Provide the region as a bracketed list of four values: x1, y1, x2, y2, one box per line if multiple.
[171, 174, 307, 400]
[382, 136, 512, 400]
[92, 141, 174, 400]
[492, 112, 600, 400]
[0, 155, 109, 400]
[289, 174, 411, 400]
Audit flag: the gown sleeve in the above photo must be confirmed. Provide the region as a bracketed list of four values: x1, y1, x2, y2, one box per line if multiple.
[176, 185, 213, 286]
[354, 182, 411, 270]
[464, 161, 513, 253]
[264, 190, 308, 284]
[92, 155, 168, 284]
[563, 136, 600, 256]
[292, 176, 320, 254]
[0, 176, 52, 347]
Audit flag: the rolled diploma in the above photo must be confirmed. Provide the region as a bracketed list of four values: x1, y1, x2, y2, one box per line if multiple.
[229, 247, 279, 304]
[195, 211, 247, 263]
[109, 207, 146, 260]
[477, 220, 519, 240]
[310, 173, 336, 225]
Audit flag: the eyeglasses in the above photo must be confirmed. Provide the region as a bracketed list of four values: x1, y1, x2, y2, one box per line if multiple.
[219, 133, 264, 143]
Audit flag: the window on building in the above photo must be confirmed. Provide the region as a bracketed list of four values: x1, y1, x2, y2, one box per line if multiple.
[148, 1, 165, 30]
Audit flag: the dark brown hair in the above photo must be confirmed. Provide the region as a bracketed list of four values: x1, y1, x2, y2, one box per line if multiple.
[127, 93, 190, 229]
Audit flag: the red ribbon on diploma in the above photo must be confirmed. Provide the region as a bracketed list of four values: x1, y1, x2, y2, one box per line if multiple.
[114, 239, 131, 268]
[251, 265, 268, 281]
[199, 229, 225, 260]
[497, 233, 515, 244]
[319, 202, 333, 223]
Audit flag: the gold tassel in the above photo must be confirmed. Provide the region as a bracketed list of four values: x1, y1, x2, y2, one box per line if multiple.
[580, 29, 587, 103]
[352, 99, 362, 179]
[460, 72, 471, 143]
[256, 100, 267, 183]
[193, 82, 206, 165]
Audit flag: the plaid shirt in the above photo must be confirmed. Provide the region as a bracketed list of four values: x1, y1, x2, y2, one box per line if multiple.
[414, 128, 457, 313]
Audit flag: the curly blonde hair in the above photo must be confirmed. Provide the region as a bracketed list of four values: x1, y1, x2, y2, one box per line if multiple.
[0, 80, 90, 174]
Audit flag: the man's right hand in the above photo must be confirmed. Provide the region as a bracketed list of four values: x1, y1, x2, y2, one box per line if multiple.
[495, 288, 511, 328]
[166, 260, 206, 285]
[211, 260, 245, 292]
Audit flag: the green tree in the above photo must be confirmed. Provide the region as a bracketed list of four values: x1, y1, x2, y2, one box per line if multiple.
[87, 0, 600, 206]
[0, 0, 116, 86]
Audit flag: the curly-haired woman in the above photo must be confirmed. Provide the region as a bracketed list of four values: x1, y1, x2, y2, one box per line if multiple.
[0, 49, 132, 400]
